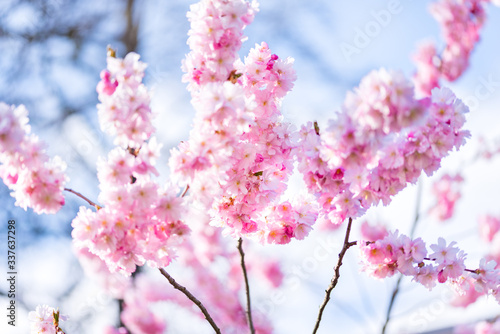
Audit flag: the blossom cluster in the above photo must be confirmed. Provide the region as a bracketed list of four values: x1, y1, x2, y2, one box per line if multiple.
[171, 0, 318, 244]
[0, 103, 67, 214]
[73, 53, 188, 275]
[208, 42, 317, 243]
[297, 69, 469, 228]
[428, 173, 464, 221]
[413, 0, 488, 95]
[169, 81, 255, 184]
[182, 0, 258, 91]
[451, 214, 500, 307]
[103, 181, 283, 333]
[359, 231, 500, 301]
[72, 143, 188, 275]
[28, 304, 67, 334]
[97, 52, 154, 148]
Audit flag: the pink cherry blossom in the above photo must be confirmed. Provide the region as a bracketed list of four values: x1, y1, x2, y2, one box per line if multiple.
[72, 55, 190, 275]
[413, 0, 487, 95]
[297, 69, 469, 228]
[450, 275, 484, 307]
[429, 237, 460, 265]
[172, 28, 317, 244]
[28, 305, 68, 334]
[471, 259, 500, 293]
[360, 232, 498, 296]
[0, 103, 67, 214]
[97, 52, 154, 149]
[182, 0, 258, 91]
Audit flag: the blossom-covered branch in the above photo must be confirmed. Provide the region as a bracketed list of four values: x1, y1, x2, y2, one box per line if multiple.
[413, 0, 500, 96]
[171, 0, 319, 244]
[71, 52, 189, 275]
[0, 103, 67, 214]
[297, 69, 470, 230]
[358, 232, 500, 300]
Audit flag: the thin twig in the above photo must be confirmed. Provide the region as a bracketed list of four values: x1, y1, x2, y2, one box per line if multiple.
[312, 217, 354, 334]
[180, 184, 190, 198]
[64, 188, 101, 210]
[159, 268, 221, 334]
[381, 179, 423, 334]
[237, 238, 255, 334]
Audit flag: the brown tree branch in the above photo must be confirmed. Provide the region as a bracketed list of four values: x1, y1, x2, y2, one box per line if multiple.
[123, 0, 139, 53]
[237, 237, 255, 334]
[158, 268, 221, 334]
[180, 184, 190, 198]
[64, 188, 101, 210]
[312, 217, 354, 334]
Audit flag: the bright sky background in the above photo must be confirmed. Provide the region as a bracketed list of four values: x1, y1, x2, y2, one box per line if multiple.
[1, 1, 500, 333]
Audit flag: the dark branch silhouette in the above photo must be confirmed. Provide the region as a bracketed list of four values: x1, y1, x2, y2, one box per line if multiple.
[313, 217, 354, 334]
[238, 238, 255, 334]
[159, 268, 221, 334]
